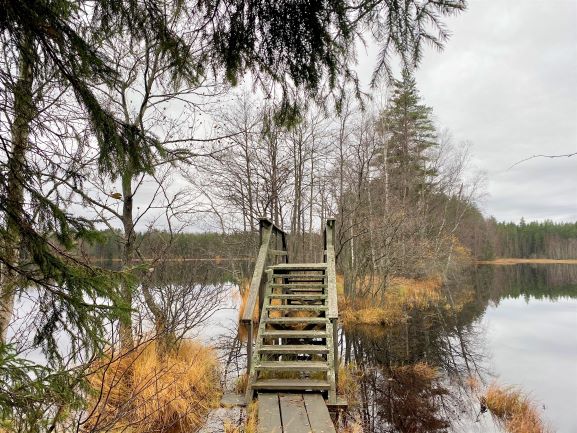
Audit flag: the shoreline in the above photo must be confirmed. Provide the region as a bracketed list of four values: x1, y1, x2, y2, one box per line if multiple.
[477, 258, 577, 265]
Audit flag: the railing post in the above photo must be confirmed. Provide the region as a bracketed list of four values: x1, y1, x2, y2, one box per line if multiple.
[242, 216, 288, 392]
[325, 218, 339, 393]
[247, 321, 253, 372]
[332, 318, 338, 386]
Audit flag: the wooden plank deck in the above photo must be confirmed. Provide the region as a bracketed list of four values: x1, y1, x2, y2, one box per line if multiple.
[257, 393, 336, 433]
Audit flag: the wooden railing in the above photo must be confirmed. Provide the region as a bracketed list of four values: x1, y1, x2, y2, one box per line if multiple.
[241, 217, 288, 372]
[323, 218, 339, 384]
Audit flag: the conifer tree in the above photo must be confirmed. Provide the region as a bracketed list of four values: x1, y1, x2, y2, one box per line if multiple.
[379, 69, 438, 201]
[1, 0, 465, 428]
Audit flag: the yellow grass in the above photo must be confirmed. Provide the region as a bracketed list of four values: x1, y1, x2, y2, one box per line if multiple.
[339, 416, 364, 433]
[485, 384, 551, 433]
[238, 279, 259, 341]
[233, 373, 249, 394]
[477, 258, 577, 265]
[392, 361, 439, 383]
[340, 276, 444, 326]
[85, 340, 221, 433]
[237, 278, 259, 322]
[337, 364, 360, 405]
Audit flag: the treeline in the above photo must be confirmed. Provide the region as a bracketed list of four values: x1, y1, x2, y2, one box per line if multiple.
[85, 229, 258, 262]
[459, 216, 577, 259]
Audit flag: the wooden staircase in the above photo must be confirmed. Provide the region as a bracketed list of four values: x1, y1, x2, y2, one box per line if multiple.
[242, 219, 339, 404]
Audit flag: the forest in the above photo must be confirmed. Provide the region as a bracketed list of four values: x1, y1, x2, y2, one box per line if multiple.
[84, 220, 577, 263]
[0, 1, 574, 433]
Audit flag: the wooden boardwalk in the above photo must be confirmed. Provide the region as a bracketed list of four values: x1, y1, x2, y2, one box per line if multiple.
[240, 218, 340, 432]
[258, 393, 335, 433]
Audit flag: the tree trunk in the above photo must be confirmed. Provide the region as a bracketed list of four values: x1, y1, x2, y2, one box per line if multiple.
[1, 33, 34, 342]
[119, 169, 135, 352]
[141, 280, 174, 357]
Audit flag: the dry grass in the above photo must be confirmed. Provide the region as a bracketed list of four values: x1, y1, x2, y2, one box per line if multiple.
[392, 362, 439, 383]
[222, 400, 258, 433]
[485, 384, 551, 433]
[337, 364, 360, 405]
[233, 373, 249, 394]
[339, 416, 364, 433]
[237, 278, 259, 322]
[477, 258, 577, 265]
[237, 279, 259, 341]
[245, 401, 258, 433]
[85, 340, 221, 433]
[340, 276, 444, 326]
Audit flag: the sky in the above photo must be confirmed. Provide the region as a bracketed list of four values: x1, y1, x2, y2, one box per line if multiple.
[357, 0, 577, 223]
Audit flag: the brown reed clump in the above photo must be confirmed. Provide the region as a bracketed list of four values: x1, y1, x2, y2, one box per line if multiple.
[485, 383, 551, 433]
[337, 363, 361, 405]
[339, 275, 444, 326]
[85, 339, 221, 433]
[233, 372, 249, 394]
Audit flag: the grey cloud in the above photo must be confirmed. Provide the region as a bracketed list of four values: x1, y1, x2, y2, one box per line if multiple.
[356, 0, 577, 222]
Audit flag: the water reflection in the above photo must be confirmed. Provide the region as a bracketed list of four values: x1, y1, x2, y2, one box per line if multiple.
[342, 264, 577, 433]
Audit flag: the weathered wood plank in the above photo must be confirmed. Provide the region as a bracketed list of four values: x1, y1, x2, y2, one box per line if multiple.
[271, 274, 327, 279]
[252, 379, 330, 391]
[324, 220, 338, 320]
[256, 361, 328, 371]
[279, 394, 311, 433]
[265, 317, 327, 324]
[220, 393, 246, 407]
[271, 283, 327, 288]
[262, 330, 326, 339]
[270, 249, 289, 256]
[271, 263, 327, 270]
[268, 294, 326, 300]
[303, 394, 336, 433]
[266, 304, 327, 311]
[242, 223, 273, 322]
[259, 344, 329, 354]
[257, 394, 282, 433]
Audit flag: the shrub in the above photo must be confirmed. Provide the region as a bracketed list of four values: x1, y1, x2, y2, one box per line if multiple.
[85, 339, 220, 433]
[485, 384, 551, 433]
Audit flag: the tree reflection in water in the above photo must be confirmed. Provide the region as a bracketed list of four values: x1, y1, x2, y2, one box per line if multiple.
[340, 264, 577, 433]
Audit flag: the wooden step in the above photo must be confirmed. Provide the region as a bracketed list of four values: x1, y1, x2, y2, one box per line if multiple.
[255, 361, 328, 371]
[271, 283, 327, 289]
[282, 288, 325, 293]
[265, 316, 327, 324]
[252, 379, 331, 391]
[261, 330, 327, 339]
[268, 294, 326, 300]
[259, 345, 329, 355]
[270, 263, 327, 270]
[267, 304, 327, 311]
[271, 274, 327, 279]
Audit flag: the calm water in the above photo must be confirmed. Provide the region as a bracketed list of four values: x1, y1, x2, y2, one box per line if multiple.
[342, 264, 577, 433]
[482, 296, 577, 432]
[10, 261, 575, 432]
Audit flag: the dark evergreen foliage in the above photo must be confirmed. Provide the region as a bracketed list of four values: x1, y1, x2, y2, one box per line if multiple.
[1, 0, 466, 428]
[379, 69, 438, 198]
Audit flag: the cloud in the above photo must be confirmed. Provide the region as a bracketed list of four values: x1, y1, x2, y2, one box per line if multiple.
[357, 0, 577, 222]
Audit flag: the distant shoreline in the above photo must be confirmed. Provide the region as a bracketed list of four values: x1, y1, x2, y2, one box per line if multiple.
[88, 257, 254, 262]
[477, 258, 577, 265]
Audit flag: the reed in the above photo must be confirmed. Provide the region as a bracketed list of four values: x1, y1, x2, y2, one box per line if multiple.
[85, 339, 220, 433]
[340, 276, 444, 326]
[485, 384, 551, 433]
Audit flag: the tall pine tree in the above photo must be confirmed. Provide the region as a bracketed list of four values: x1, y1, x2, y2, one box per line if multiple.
[380, 69, 438, 202]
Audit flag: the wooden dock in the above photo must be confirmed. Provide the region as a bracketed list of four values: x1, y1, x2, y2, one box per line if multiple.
[258, 393, 335, 433]
[240, 218, 340, 433]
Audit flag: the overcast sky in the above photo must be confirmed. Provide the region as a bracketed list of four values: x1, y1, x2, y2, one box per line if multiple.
[358, 0, 577, 223]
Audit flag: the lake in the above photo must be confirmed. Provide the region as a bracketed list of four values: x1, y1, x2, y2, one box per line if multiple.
[10, 261, 575, 432]
[340, 264, 577, 433]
